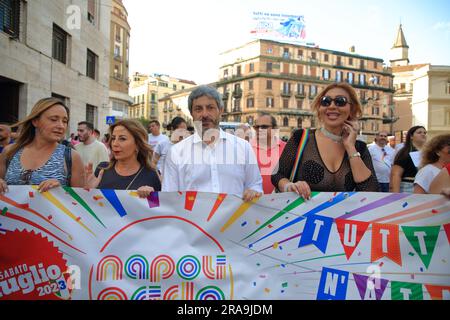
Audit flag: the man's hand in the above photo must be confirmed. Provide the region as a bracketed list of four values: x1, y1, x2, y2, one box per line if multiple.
[243, 189, 262, 202]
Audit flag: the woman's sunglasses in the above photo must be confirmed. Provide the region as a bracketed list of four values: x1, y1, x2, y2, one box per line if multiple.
[320, 95, 350, 107]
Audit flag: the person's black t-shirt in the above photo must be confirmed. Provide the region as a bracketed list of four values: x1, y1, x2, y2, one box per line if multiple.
[394, 151, 418, 180]
[96, 162, 161, 191]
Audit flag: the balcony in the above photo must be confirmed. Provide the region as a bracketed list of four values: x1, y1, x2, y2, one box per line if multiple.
[232, 88, 243, 98]
[281, 91, 292, 98]
[295, 93, 305, 99]
[222, 92, 230, 100]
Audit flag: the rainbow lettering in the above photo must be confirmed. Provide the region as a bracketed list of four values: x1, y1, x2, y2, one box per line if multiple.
[125, 255, 149, 280]
[149, 255, 175, 282]
[96, 256, 123, 281]
[97, 287, 127, 300]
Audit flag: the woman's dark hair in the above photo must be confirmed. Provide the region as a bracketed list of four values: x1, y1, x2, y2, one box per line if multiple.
[166, 116, 187, 131]
[394, 125, 426, 164]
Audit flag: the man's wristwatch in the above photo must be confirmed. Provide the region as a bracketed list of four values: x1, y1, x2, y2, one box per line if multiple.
[349, 151, 361, 159]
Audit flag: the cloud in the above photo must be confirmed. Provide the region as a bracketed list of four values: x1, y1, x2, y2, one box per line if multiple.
[433, 21, 450, 31]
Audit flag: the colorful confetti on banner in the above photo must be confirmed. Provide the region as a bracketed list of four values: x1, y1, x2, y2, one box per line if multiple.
[0, 187, 449, 300]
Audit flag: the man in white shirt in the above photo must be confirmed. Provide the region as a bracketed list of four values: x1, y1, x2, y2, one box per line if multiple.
[75, 121, 110, 170]
[162, 85, 263, 201]
[148, 120, 170, 172]
[368, 131, 395, 192]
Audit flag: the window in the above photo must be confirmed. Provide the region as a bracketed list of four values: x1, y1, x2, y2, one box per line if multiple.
[249, 63, 254, 72]
[114, 45, 120, 58]
[283, 99, 289, 109]
[349, 58, 353, 66]
[324, 54, 329, 62]
[233, 98, 241, 111]
[297, 118, 303, 128]
[297, 99, 304, 109]
[283, 82, 291, 94]
[86, 49, 97, 80]
[88, 0, 96, 25]
[311, 52, 316, 60]
[86, 104, 97, 125]
[248, 80, 253, 90]
[298, 49, 303, 57]
[266, 80, 272, 90]
[347, 72, 354, 84]
[1, 0, 20, 38]
[336, 56, 342, 66]
[247, 97, 254, 108]
[52, 24, 68, 64]
[237, 65, 242, 76]
[266, 97, 274, 108]
[173, 84, 177, 90]
[267, 47, 273, 54]
[151, 93, 156, 102]
[247, 116, 254, 126]
[283, 117, 289, 127]
[374, 61, 378, 69]
[223, 69, 228, 79]
[283, 48, 290, 59]
[323, 69, 330, 80]
[359, 74, 366, 85]
[360, 60, 365, 69]
[297, 83, 304, 95]
[447, 82, 450, 94]
[310, 85, 317, 97]
[267, 62, 273, 72]
[115, 25, 121, 42]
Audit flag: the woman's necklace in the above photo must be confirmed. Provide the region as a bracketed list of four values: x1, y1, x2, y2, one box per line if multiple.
[320, 127, 343, 143]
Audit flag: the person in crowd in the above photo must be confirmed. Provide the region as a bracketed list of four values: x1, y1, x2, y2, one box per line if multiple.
[368, 131, 395, 192]
[152, 116, 190, 176]
[390, 126, 427, 192]
[85, 119, 161, 198]
[102, 133, 112, 157]
[162, 85, 262, 201]
[147, 120, 171, 173]
[0, 97, 85, 193]
[70, 133, 80, 146]
[75, 121, 110, 170]
[272, 82, 379, 199]
[414, 134, 450, 194]
[0, 123, 14, 153]
[251, 113, 286, 194]
[93, 128, 101, 140]
[429, 163, 450, 197]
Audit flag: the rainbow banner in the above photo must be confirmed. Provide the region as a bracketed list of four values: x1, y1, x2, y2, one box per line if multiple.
[0, 186, 449, 300]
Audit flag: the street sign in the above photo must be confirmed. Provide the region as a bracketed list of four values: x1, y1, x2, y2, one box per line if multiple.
[106, 116, 115, 125]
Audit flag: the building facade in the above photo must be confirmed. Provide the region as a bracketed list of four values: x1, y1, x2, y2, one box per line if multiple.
[215, 39, 394, 141]
[391, 25, 450, 139]
[0, 0, 112, 134]
[129, 73, 196, 125]
[158, 87, 197, 133]
[109, 0, 133, 120]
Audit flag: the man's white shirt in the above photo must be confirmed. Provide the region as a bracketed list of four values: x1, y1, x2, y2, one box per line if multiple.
[368, 144, 395, 183]
[148, 133, 171, 172]
[162, 129, 263, 197]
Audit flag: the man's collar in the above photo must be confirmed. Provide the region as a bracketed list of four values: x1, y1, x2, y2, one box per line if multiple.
[193, 128, 226, 144]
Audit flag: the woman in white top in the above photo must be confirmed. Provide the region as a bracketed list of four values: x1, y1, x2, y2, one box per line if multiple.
[414, 133, 450, 194]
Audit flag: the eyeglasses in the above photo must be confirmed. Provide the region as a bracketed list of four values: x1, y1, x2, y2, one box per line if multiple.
[254, 125, 273, 130]
[320, 95, 350, 107]
[21, 169, 34, 184]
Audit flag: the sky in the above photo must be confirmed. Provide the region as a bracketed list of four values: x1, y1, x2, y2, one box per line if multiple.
[123, 0, 450, 84]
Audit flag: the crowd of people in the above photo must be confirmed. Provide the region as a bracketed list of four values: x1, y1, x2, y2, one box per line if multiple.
[0, 83, 449, 200]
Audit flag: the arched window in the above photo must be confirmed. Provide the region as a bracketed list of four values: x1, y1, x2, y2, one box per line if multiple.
[283, 117, 289, 127]
[297, 117, 303, 128]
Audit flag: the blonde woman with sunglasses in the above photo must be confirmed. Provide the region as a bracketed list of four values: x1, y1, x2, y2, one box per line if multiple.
[272, 83, 379, 199]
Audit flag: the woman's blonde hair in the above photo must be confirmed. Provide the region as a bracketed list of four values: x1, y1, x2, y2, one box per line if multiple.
[311, 82, 362, 122]
[5, 97, 69, 160]
[420, 133, 450, 168]
[107, 119, 155, 171]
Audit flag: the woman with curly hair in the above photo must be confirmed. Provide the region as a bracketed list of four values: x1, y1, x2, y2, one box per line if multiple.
[414, 133, 450, 194]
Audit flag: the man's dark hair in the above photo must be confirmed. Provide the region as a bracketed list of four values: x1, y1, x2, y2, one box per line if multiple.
[149, 120, 160, 127]
[258, 112, 277, 128]
[78, 121, 94, 131]
[94, 128, 100, 136]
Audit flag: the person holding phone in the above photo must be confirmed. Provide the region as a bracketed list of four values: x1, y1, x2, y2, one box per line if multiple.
[272, 82, 379, 199]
